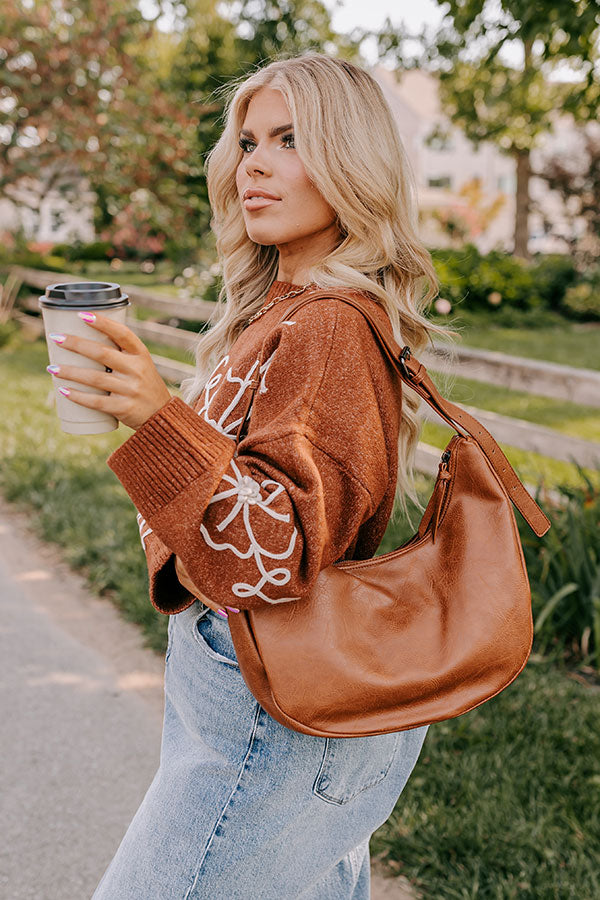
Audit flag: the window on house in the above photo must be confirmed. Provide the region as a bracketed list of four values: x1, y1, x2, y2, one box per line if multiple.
[428, 176, 452, 189]
[424, 125, 453, 151]
[429, 135, 453, 151]
[497, 175, 515, 192]
[50, 209, 65, 232]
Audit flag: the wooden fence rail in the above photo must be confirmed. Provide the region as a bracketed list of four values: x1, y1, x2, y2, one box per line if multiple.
[420, 344, 600, 409]
[10, 266, 215, 323]
[13, 265, 600, 407]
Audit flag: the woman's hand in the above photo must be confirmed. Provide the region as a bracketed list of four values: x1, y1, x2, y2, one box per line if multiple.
[47, 312, 173, 431]
[174, 555, 237, 615]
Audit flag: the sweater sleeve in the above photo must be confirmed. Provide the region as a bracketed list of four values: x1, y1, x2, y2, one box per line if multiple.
[106, 298, 394, 614]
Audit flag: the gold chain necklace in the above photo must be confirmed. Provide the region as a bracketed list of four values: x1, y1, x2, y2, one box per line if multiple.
[246, 282, 316, 326]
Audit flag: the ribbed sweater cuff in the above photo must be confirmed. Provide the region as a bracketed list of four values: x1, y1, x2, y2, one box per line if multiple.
[106, 396, 236, 517]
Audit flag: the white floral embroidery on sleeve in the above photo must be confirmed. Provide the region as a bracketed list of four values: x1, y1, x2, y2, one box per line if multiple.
[200, 457, 300, 604]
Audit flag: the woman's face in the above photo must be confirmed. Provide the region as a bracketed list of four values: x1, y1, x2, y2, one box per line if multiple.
[235, 87, 340, 263]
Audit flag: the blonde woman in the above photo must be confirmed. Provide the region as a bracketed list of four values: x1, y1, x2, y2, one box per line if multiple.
[50, 52, 455, 899]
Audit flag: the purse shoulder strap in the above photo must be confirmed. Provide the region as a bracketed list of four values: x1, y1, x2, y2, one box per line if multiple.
[239, 287, 551, 537]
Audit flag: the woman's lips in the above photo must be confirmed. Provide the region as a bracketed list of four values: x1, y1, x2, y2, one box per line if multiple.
[243, 196, 280, 210]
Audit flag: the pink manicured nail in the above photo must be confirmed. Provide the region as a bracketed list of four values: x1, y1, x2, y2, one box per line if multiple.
[225, 606, 240, 613]
[58, 387, 70, 397]
[78, 312, 96, 323]
[49, 333, 66, 343]
[216, 608, 228, 619]
[47, 365, 60, 374]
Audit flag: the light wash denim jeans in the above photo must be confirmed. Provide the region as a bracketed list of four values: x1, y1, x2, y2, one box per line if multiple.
[92, 600, 429, 899]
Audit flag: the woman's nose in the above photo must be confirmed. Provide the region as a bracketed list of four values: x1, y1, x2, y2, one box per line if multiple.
[245, 146, 271, 176]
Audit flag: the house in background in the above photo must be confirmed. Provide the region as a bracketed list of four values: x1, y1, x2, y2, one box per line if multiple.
[372, 65, 583, 255]
[0, 169, 95, 246]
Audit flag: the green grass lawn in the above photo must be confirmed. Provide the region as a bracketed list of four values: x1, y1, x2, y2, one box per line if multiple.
[426, 371, 600, 443]
[447, 319, 600, 371]
[371, 656, 600, 899]
[1, 331, 599, 897]
[69, 258, 178, 285]
[144, 339, 197, 366]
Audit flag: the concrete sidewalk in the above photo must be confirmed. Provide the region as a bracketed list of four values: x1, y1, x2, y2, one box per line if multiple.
[0, 497, 417, 900]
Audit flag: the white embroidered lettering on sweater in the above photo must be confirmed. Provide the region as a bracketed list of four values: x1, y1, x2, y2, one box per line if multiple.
[196, 352, 275, 437]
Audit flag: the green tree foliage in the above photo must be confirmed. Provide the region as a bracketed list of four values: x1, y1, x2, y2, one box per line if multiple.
[161, 0, 243, 250]
[375, 0, 600, 259]
[0, 0, 215, 254]
[223, 0, 361, 69]
[0, 0, 363, 263]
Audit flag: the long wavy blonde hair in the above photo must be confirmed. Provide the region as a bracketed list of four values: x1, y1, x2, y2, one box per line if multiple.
[180, 52, 458, 523]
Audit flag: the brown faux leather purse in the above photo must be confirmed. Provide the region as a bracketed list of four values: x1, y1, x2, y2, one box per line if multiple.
[227, 289, 551, 737]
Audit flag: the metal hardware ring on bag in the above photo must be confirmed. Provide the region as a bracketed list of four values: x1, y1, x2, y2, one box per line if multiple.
[399, 345, 412, 378]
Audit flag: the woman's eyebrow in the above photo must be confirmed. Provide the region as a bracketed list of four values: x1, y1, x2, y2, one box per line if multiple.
[239, 123, 294, 138]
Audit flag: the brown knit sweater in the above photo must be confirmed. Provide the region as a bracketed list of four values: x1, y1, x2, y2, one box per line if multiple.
[106, 280, 403, 614]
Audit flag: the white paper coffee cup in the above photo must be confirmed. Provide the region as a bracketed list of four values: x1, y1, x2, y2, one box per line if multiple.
[39, 282, 130, 435]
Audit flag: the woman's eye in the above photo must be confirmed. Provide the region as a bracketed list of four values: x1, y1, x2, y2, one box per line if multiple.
[238, 138, 255, 154]
[282, 133, 295, 149]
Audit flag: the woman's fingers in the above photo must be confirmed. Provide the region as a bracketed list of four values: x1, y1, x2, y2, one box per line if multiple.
[48, 330, 136, 374]
[48, 312, 147, 372]
[47, 363, 134, 394]
[47, 313, 172, 430]
[76, 312, 147, 354]
[54, 384, 124, 414]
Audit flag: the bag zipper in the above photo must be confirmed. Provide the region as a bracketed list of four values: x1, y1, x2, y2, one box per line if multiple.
[431, 447, 453, 543]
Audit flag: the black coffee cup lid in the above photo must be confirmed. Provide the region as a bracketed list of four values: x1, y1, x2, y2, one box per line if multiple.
[39, 282, 129, 310]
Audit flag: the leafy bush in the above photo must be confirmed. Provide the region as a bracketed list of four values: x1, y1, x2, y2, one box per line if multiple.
[431, 243, 540, 311]
[429, 242, 481, 308]
[430, 245, 583, 318]
[531, 253, 578, 311]
[561, 267, 600, 321]
[519, 465, 600, 671]
[0, 247, 68, 272]
[51, 240, 113, 262]
[477, 249, 543, 309]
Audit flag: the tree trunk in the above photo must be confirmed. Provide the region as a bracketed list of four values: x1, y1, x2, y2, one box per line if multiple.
[513, 148, 530, 260]
[513, 36, 533, 262]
